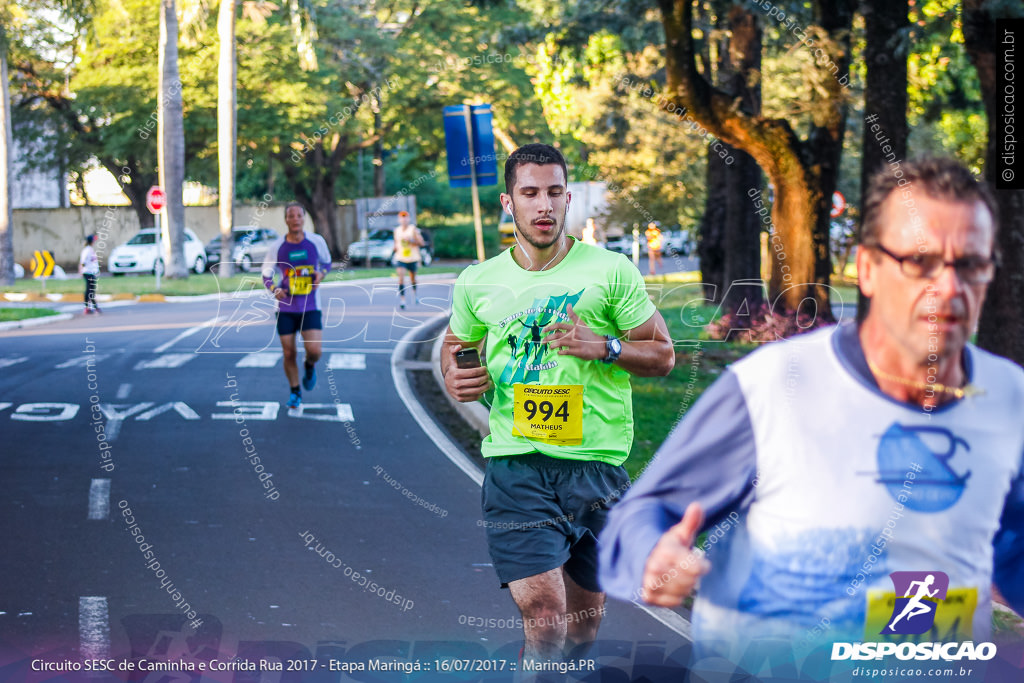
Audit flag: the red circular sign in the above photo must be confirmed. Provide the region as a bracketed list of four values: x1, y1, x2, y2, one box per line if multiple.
[831, 191, 846, 218]
[146, 186, 166, 214]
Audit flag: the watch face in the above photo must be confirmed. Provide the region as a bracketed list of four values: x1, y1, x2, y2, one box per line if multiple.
[611, 338, 622, 354]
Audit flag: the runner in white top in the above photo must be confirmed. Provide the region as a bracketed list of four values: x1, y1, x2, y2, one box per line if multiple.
[393, 210, 425, 309]
[599, 158, 1023, 668]
[78, 234, 101, 314]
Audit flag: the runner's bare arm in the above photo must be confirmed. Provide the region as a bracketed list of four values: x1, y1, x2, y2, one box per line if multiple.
[542, 304, 674, 377]
[441, 326, 492, 403]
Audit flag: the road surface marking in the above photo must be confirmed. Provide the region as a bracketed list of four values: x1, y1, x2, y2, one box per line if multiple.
[135, 402, 201, 421]
[98, 403, 155, 440]
[11, 403, 79, 421]
[327, 353, 366, 370]
[0, 356, 28, 369]
[56, 354, 111, 369]
[212, 401, 280, 421]
[236, 352, 282, 367]
[116, 383, 132, 399]
[286, 403, 354, 421]
[154, 316, 223, 353]
[78, 596, 110, 661]
[134, 354, 195, 370]
[88, 479, 111, 520]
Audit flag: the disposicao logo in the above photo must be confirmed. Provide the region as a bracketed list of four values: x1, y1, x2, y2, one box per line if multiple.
[831, 571, 996, 662]
[882, 570, 948, 635]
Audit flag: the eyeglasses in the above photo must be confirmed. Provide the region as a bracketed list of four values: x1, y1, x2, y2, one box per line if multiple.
[871, 243, 997, 284]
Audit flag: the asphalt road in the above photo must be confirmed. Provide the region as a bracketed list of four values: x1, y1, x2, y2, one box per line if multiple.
[0, 275, 692, 682]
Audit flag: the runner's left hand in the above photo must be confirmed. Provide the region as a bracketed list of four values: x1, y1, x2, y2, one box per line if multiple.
[543, 304, 606, 361]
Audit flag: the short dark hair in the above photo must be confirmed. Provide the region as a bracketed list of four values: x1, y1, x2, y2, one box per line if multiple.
[285, 201, 305, 216]
[85, 234, 95, 245]
[859, 157, 998, 248]
[504, 144, 568, 194]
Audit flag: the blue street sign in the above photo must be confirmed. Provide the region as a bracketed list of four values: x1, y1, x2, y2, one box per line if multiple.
[443, 104, 497, 188]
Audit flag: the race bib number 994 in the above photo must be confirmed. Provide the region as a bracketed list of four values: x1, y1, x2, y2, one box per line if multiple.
[512, 384, 583, 446]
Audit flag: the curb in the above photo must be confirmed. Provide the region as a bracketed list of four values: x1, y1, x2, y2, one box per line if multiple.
[430, 330, 490, 438]
[391, 312, 484, 486]
[0, 313, 75, 332]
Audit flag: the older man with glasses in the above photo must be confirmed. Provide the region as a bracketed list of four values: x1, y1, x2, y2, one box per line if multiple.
[599, 157, 1023, 667]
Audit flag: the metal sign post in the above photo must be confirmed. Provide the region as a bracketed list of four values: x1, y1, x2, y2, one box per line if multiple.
[444, 104, 497, 263]
[146, 186, 166, 291]
[463, 107, 486, 264]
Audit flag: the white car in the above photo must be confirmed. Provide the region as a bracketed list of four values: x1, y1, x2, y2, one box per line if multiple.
[347, 228, 433, 267]
[109, 228, 207, 275]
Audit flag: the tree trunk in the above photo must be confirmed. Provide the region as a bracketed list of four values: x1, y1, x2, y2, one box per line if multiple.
[860, 0, 908, 184]
[0, 27, 15, 286]
[218, 0, 237, 277]
[965, 2, 1024, 366]
[658, 0, 852, 316]
[722, 146, 764, 314]
[158, 0, 188, 278]
[719, 6, 764, 316]
[101, 160, 157, 229]
[373, 91, 385, 197]
[858, 0, 909, 320]
[278, 143, 342, 258]
[698, 151, 726, 301]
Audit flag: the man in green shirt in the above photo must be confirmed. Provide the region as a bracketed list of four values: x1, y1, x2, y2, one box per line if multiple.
[442, 143, 675, 664]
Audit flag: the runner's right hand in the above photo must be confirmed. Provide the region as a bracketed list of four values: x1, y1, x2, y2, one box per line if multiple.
[444, 345, 492, 403]
[640, 502, 711, 607]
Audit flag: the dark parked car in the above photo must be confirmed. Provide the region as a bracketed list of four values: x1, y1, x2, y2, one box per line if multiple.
[205, 227, 279, 272]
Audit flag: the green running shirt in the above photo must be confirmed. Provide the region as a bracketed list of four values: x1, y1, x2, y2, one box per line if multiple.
[449, 239, 657, 465]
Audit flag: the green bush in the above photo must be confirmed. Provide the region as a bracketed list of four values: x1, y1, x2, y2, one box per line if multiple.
[421, 213, 504, 260]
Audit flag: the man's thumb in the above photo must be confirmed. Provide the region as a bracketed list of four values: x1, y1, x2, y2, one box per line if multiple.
[671, 502, 704, 546]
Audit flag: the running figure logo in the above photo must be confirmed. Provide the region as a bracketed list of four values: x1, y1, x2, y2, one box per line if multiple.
[499, 290, 583, 385]
[881, 571, 949, 635]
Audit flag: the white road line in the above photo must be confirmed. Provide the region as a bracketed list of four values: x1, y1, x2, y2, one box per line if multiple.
[116, 383, 132, 399]
[236, 352, 282, 367]
[87, 479, 111, 520]
[154, 316, 223, 353]
[286, 403, 355, 421]
[78, 596, 110, 661]
[134, 353, 195, 370]
[392, 313, 693, 642]
[0, 356, 28, 369]
[324, 347, 394, 355]
[632, 602, 694, 640]
[391, 313, 483, 486]
[327, 353, 366, 370]
[56, 354, 111, 369]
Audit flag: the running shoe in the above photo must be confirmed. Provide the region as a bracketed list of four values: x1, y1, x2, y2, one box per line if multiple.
[84, 307, 93, 315]
[286, 391, 302, 409]
[302, 364, 317, 391]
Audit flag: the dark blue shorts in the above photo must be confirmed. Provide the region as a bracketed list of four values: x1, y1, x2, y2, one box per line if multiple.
[276, 310, 322, 336]
[481, 453, 630, 593]
[396, 260, 418, 274]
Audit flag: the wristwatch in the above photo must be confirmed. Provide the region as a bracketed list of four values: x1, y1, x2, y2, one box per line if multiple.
[603, 335, 622, 364]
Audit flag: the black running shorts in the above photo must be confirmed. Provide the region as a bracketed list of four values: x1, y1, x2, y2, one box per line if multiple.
[276, 310, 322, 336]
[481, 453, 630, 593]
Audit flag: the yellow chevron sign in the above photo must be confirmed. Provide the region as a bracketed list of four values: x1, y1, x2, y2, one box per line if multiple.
[31, 250, 55, 278]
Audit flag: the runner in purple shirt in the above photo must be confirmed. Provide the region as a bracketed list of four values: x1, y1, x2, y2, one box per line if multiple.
[261, 203, 332, 409]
